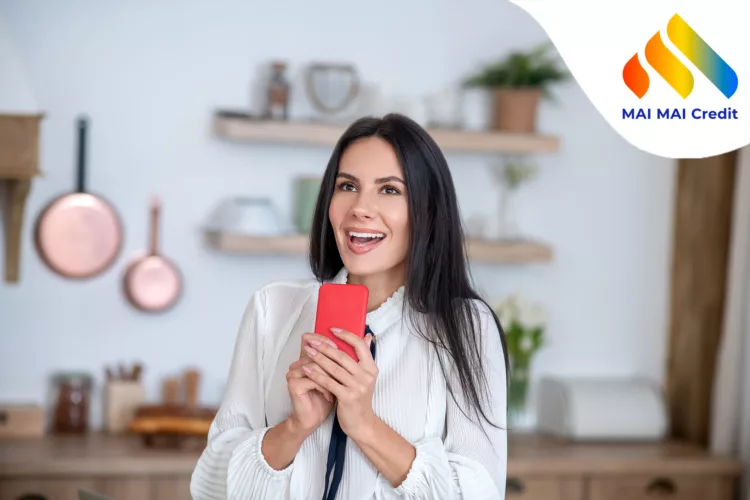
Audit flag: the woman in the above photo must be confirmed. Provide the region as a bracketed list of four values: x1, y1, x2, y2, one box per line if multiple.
[191, 113, 509, 499]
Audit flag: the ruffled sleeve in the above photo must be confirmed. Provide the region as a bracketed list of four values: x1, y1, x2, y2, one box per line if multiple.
[190, 290, 295, 500]
[386, 302, 508, 499]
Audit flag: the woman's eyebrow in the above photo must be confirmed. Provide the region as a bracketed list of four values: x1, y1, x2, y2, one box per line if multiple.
[336, 172, 405, 185]
[374, 176, 405, 185]
[336, 172, 358, 181]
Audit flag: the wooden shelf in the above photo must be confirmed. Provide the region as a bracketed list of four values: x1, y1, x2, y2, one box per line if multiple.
[205, 231, 553, 264]
[213, 113, 560, 155]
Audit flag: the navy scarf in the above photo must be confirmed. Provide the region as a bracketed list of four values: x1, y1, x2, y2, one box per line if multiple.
[321, 325, 375, 500]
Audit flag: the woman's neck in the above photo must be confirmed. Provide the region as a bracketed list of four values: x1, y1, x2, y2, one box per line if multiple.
[347, 267, 406, 312]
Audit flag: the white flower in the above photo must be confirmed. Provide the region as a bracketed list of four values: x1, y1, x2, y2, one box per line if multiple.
[520, 336, 534, 352]
[495, 293, 522, 328]
[498, 309, 514, 330]
[518, 303, 547, 330]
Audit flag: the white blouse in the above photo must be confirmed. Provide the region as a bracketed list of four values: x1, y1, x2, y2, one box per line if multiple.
[190, 268, 507, 500]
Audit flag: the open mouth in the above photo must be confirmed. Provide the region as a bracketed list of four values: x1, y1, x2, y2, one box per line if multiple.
[346, 230, 386, 254]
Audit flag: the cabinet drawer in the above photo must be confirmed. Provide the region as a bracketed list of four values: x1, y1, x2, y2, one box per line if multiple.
[588, 475, 735, 500]
[506, 476, 584, 500]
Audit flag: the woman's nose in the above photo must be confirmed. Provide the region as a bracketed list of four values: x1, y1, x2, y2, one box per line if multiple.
[350, 194, 375, 219]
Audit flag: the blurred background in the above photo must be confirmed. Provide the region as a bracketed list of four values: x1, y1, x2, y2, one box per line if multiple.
[0, 1, 748, 499]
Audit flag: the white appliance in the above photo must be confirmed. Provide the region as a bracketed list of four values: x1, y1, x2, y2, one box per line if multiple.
[536, 376, 669, 441]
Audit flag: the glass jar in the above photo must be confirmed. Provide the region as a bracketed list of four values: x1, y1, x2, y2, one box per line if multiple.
[265, 61, 290, 120]
[51, 372, 93, 434]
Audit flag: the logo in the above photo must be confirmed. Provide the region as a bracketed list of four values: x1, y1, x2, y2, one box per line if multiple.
[623, 13, 738, 99]
[508, 0, 750, 158]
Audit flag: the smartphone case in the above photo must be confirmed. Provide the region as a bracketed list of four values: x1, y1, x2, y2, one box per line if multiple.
[314, 283, 369, 361]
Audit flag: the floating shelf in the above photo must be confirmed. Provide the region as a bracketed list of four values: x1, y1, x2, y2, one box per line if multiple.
[205, 231, 553, 264]
[213, 113, 560, 155]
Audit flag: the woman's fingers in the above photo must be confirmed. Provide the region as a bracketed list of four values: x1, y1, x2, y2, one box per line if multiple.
[287, 362, 334, 401]
[303, 364, 345, 398]
[302, 332, 339, 351]
[303, 343, 359, 387]
[289, 358, 327, 377]
[331, 328, 376, 372]
[287, 376, 334, 402]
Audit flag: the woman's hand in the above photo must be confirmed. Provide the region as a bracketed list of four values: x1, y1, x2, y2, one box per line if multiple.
[285, 334, 338, 435]
[301, 328, 378, 441]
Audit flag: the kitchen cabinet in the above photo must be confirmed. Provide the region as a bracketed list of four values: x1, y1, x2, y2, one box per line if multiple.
[0, 433, 742, 500]
[0, 434, 198, 500]
[506, 434, 741, 500]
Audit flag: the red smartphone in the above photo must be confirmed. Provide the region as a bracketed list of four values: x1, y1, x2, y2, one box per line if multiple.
[314, 283, 369, 361]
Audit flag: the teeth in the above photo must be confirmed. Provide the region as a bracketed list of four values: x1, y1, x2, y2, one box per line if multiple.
[348, 231, 385, 239]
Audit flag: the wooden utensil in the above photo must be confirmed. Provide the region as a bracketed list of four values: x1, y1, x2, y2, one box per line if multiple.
[34, 116, 123, 279]
[162, 377, 180, 405]
[184, 369, 200, 407]
[122, 196, 182, 312]
[0, 113, 44, 284]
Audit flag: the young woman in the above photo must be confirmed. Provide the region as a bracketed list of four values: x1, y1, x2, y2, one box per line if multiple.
[191, 114, 509, 500]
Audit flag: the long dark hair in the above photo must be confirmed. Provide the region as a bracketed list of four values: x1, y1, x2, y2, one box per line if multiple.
[309, 113, 509, 427]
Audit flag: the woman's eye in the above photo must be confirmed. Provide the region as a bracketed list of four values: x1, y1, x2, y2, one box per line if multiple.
[337, 182, 356, 192]
[381, 185, 400, 195]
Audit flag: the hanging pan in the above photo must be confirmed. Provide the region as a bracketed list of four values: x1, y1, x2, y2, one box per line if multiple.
[34, 116, 123, 279]
[122, 196, 182, 313]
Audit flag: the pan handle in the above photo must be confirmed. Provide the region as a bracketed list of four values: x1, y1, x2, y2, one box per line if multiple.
[76, 116, 88, 193]
[149, 196, 161, 255]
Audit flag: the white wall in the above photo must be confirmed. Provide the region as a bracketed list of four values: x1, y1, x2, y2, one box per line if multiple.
[0, 12, 37, 113]
[0, 0, 675, 428]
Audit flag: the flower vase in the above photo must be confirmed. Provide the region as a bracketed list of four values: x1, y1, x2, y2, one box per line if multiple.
[498, 182, 519, 239]
[490, 163, 520, 240]
[508, 358, 532, 429]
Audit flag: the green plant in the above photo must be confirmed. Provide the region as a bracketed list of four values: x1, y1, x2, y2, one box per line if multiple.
[464, 42, 569, 98]
[504, 160, 538, 190]
[494, 293, 547, 423]
[495, 293, 546, 367]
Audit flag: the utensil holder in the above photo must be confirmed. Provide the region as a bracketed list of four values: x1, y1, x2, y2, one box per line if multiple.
[103, 380, 146, 434]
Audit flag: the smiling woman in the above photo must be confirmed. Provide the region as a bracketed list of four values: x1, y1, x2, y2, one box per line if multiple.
[325, 137, 411, 307]
[191, 113, 509, 500]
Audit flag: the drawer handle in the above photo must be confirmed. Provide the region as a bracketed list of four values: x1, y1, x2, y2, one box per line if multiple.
[646, 477, 677, 495]
[506, 477, 525, 494]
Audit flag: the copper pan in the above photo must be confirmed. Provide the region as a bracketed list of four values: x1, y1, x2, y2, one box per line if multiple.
[34, 116, 123, 279]
[122, 196, 182, 313]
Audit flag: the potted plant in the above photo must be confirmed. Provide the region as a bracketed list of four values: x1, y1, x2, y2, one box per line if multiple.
[464, 43, 568, 133]
[495, 293, 547, 427]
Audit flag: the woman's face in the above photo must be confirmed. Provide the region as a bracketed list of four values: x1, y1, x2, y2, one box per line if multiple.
[328, 137, 409, 282]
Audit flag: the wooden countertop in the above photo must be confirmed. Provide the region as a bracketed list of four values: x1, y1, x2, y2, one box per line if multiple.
[0, 434, 203, 477]
[507, 433, 743, 476]
[0, 432, 742, 478]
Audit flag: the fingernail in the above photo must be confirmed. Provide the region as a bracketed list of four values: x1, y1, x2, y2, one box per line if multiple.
[327, 340, 338, 349]
[330, 328, 342, 334]
[304, 346, 317, 356]
[309, 339, 321, 347]
[302, 365, 312, 374]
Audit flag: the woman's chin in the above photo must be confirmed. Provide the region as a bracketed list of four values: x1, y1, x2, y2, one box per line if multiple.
[340, 254, 382, 277]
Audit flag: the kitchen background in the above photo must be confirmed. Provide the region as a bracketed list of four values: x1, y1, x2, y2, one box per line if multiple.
[0, 0, 673, 426]
[4, 1, 748, 500]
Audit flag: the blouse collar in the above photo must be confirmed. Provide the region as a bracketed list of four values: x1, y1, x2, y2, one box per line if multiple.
[329, 267, 406, 334]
